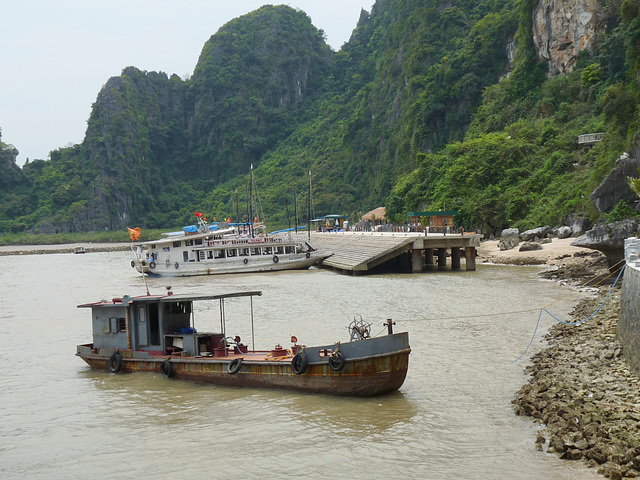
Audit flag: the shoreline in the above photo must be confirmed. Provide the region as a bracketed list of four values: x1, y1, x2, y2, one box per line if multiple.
[482, 238, 640, 479]
[0, 242, 131, 256]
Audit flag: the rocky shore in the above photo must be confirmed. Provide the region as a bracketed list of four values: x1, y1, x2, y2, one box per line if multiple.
[513, 292, 640, 479]
[479, 238, 640, 479]
[0, 242, 130, 256]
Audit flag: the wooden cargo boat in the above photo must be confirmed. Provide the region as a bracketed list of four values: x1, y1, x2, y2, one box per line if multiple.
[76, 289, 410, 396]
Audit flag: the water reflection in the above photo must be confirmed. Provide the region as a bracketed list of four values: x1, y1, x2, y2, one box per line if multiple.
[81, 368, 417, 436]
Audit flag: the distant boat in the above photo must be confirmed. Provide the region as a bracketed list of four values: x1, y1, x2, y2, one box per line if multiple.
[74, 246, 86, 254]
[76, 289, 410, 396]
[130, 217, 329, 277]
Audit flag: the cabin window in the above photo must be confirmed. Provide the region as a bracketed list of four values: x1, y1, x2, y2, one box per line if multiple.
[207, 251, 214, 259]
[285, 246, 294, 254]
[183, 251, 189, 262]
[118, 318, 126, 332]
[151, 245, 156, 250]
[275, 246, 284, 255]
[149, 303, 160, 345]
[165, 302, 192, 315]
[137, 306, 148, 347]
[214, 250, 225, 259]
[227, 249, 237, 257]
[264, 247, 273, 255]
[185, 239, 194, 247]
[250, 247, 261, 256]
[240, 248, 249, 257]
[195, 238, 203, 246]
[198, 251, 205, 261]
[173, 241, 181, 248]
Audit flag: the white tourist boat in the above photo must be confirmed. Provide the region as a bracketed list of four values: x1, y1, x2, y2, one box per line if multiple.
[130, 217, 329, 277]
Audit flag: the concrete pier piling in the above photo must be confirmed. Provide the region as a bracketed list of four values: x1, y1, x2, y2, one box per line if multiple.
[310, 231, 480, 275]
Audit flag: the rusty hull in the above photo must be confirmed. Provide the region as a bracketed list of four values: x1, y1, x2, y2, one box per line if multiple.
[76, 340, 410, 397]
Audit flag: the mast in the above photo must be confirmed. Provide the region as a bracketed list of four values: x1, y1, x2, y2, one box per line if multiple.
[249, 164, 254, 237]
[294, 191, 298, 233]
[308, 170, 311, 240]
[235, 189, 239, 223]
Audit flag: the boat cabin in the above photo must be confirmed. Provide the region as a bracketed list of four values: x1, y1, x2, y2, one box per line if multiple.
[78, 290, 261, 357]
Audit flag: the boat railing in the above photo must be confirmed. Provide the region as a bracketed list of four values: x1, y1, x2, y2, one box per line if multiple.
[203, 236, 290, 248]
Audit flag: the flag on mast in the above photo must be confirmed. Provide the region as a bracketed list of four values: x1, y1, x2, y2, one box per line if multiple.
[127, 227, 141, 241]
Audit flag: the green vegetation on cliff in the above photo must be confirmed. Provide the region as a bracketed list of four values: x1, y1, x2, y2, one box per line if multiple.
[1, 1, 639, 236]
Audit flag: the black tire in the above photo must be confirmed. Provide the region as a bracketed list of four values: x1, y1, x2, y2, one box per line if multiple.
[306, 252, 311, 259]
[131, 260, 135, 268]
[243, 258, 248, 265]
[149, 261, 156, 269]
[291, 352, 308, 375]
[108, 352, 123, 373]
[175, 262, 179, 269]
[273, 255, 279, 263]
[160, 360, 173, 378]
[329, 351, 346, 372]
[227, 358, 243, 375]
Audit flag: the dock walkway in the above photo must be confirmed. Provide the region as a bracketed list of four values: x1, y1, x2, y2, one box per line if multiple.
[309, 231, 480, 274]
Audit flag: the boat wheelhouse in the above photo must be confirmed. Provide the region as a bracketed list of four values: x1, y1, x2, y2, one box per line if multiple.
[76, 289, 410, 396]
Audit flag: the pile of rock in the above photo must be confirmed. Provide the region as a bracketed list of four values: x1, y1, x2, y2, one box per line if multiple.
[513, 292, 640, 479]
[499, 226, 575, 253]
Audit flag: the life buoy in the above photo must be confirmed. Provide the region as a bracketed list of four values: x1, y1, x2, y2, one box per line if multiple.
[329, 351, 346, 372]
[131, 260, 135, 268]
[175, 262, 179, 269]
[243, 258, 248, 265]
[227, 358, 243, 375]
[273, 255, 279, 264]
[306, 252, 311, 259]
[160, 360, 173, 378]
[291, 352, 308, 375]
[108, 352, 123, 373]
[149, 261, 156, 269]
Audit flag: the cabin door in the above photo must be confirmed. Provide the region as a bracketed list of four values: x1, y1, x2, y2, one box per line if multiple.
[137, 306, 148, 347]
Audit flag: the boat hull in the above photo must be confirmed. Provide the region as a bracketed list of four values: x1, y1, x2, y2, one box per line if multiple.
[76, 333, 410, 396]
[138, 253, 329, 277]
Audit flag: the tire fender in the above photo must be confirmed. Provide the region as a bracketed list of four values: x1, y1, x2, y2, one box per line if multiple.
[108, 351, 123, 373]
[291, 352, 308, 375]
[160, 360, 173, 378]
[329, 351, 346, 372]
[227, 358, 243, 375]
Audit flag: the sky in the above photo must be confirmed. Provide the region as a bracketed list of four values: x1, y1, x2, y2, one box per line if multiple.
[1, 1, 373, 166]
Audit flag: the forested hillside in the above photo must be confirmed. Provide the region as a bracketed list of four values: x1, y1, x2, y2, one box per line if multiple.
[1, 0, 639, 236]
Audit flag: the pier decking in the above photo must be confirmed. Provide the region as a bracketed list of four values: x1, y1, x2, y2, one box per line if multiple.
[309, 231, 480, 274]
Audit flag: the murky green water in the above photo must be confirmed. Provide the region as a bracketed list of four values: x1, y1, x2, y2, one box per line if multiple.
[0, 251, 600, 479]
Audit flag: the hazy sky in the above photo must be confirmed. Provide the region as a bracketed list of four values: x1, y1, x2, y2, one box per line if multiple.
[2, 1, 373, 166]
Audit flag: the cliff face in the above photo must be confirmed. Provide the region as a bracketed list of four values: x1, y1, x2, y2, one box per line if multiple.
[532, 0, 608, 74]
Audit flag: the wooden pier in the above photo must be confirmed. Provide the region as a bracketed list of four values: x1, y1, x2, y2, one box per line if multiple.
[309, 231, 480, 275]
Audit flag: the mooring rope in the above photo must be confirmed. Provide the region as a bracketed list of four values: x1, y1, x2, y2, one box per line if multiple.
[509, 262, 626, 364]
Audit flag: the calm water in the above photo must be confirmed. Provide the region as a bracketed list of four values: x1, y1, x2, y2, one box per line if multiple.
[0, 251, 601, 479]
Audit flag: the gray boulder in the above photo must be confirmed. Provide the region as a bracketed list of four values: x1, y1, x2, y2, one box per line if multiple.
[571, 219, 639, 266]
[557, 226, 573, 239]
[519, 242, 543, 252]
[563, 214, 591, 236]
[520, 226, 552, 242]
[589, 153, 640, 213]
[499, 228, 519, 251]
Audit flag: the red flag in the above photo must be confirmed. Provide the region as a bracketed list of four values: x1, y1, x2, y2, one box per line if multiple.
[127, 227, 141, 241]
[194, 211, 203, 217]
